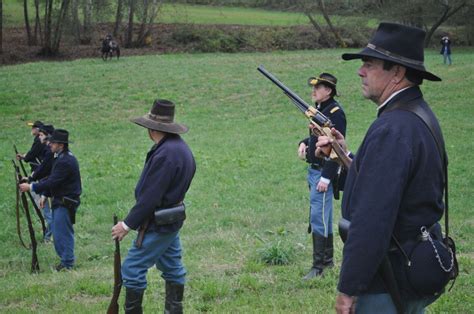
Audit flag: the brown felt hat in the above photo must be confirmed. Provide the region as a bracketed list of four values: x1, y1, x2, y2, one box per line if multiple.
[131, 99, 189, 134]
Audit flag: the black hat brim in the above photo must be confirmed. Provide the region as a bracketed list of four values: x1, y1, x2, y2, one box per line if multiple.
[342, 48, 441, 82]
[49, 138, 72, 144]
[131, 116, 189, 134]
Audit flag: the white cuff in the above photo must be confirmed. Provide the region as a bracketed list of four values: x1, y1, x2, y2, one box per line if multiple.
[121, 221, 130, 231]
[320, 177, 331, 184]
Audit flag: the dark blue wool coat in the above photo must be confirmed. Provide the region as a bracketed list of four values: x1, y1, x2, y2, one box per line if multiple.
[124, 134, 196, 234]
[32, 150, 82, 209]
[300, 97, 347, 181]
[337, 86, 444, 296]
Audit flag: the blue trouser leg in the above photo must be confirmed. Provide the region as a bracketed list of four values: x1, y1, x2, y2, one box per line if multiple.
[308, 168, 333, 237]
[443, 52, 452, 65]
[42, 198, 53, 240]
[122, 230, 186, 291]
[52, 206, 75, 267]
[355, 293, 439, 314]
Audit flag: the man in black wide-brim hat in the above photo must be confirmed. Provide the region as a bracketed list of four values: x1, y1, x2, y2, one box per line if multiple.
[112, 99, 196, 313]
[316, 23, 452, 313]
[20, 129, 82, 270]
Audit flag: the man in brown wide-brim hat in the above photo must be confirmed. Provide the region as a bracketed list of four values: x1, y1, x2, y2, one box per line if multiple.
[315, 23, 454, 313]
[112, 99, 196, 313]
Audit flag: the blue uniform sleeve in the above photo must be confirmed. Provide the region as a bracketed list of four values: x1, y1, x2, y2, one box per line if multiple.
[337, 123, 413, 296]
[124, 154, 174, 230]
[32, 159, 70, 194]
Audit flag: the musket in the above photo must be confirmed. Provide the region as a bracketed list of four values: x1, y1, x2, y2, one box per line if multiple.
[107, 214, 122, 314]
[14, 144, 47, 236]
[257, 65, 352, 169]
[12, 160, 40, 273]
[13, 160, 29, 249]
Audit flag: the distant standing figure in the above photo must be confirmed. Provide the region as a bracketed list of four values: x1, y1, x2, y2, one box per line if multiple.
[298, 73, 346, 280]
[101, 34, 121, 61]
[440, 36, 452, 65]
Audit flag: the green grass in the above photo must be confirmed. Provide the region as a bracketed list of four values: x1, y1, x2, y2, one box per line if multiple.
[0, 49, 473, 313]
[3, 2, 377, 28]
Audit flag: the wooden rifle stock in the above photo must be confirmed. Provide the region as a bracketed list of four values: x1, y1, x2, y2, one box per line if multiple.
[257, 65, 352, 169]
[13, 144, 47, 236]
[12, 160, 40, 273]
[107, 214, 122, 314]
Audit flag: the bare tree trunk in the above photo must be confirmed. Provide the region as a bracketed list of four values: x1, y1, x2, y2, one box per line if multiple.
[34, 0, 42, 45]
[71, 0, 81, 44]
[82, 0, 92, 44]
[113, 0, 124, 38]
[318, 0, 346, 48]
[424, 1, 466, 47]
[305, 12, 333, 48]
[43, 0, 53, 54]
[24, 0, 34, 45]
[126, 0, 136, 47]
[52, 0, 70, 53]
[0, 0, 3, 54]
[137, 0, 149, 46]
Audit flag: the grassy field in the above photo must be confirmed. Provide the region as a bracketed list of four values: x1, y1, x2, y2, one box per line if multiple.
[2, 2, 377, 28]
[0, 49, 473, 313]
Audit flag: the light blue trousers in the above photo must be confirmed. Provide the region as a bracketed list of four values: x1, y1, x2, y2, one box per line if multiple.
[443, 52, 452, 65]
[356, 293, 439, 314]
[52, 206, 75, 267]
[42, 198, 53, 240]
[308, 167, 333, 237]
[122, 230, 186, 291]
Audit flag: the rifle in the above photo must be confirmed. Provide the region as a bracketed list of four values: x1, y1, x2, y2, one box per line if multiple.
[257, 65, 352, 169]
[12, 160, 40, 273]
[13, 161, 29, 250]
[14, 144, 47, 236]
[107, 214, 122, 314]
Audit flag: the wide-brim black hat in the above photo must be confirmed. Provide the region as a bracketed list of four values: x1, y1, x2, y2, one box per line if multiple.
[131, 99, 189, 134]
[341, 22, 441, 82]
[48, 129, 71, 144]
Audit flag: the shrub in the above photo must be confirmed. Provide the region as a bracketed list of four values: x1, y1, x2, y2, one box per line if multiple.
[258, 240, 295, 265]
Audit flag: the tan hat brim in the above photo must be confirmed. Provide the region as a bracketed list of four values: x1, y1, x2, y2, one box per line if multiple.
[131, 116, 189, 134]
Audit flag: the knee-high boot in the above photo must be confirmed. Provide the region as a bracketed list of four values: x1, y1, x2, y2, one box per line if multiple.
[303, 233, 325, 280]
[164, 281, 184, 314]
[124, 288, 144, 314]
[323, 234, 334, 268]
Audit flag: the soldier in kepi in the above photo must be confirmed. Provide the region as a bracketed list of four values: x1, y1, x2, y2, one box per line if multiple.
[112, 99, 196, 314]
[297, 73, 346, 279]
[16, 120, 46, 172]
[20, 129, 82, 271]
[316, 23, 454, 313]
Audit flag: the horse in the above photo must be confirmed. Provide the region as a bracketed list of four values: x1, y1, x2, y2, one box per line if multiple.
[101, 34, 120, 61]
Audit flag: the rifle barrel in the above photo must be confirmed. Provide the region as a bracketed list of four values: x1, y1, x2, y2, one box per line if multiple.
[257, 65, 310, 114]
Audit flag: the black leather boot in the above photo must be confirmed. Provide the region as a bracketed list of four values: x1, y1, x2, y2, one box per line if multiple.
[323, 234, 334, 268]
[164, 281, 184, 314]
[303, 233, 325, 280]
[124, 288, 144, 314]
